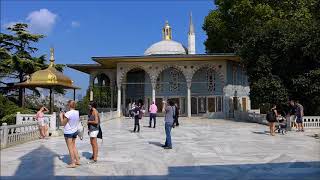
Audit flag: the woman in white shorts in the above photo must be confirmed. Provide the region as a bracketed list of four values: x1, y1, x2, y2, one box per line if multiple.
[87, 101, 100, 163]
[36, 106, 48, 139]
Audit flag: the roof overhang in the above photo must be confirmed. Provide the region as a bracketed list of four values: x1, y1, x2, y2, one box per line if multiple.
[68, 54, 240, 73]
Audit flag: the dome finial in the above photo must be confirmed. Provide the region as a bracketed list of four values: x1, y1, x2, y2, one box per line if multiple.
[49, 47, 55, 67]
[162, 20, 172, 40]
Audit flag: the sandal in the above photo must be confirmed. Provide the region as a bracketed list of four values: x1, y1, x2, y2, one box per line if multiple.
[66, 164, 77, 168]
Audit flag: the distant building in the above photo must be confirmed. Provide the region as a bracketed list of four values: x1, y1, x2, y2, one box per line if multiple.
[68, 14, 250, 118]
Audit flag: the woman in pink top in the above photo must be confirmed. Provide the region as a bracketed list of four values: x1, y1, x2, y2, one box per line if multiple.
[36, 106, 48, 139]
[149, 101, 158, 128]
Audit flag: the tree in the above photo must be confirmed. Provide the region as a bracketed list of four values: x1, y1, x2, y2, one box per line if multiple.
[203, 0, 320, 114]
[0, 23, 65, 106]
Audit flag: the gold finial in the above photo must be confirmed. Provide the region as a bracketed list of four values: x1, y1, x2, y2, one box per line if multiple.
[162, 20, 172, 40]
[49, 47, 55, 67]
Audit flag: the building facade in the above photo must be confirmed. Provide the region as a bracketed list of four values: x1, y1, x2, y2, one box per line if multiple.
[68, 15, 250, 118]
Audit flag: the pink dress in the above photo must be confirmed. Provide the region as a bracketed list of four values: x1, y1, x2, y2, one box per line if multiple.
[36, 111, 45, 126]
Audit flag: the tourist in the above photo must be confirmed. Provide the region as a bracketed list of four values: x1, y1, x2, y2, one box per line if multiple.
[162, 100, 175, 149]
[128, 102, 132, 118]
[149, 101, 158, 128]
[59, 100, 80, 168]
[87, 101, 100, 163]
[129, 102, 136, 119]
[266, 104, 278, 136]
[132, 102, 141, 133]
[36, 106, 48, 139]
[173, 103, 180, 127]
[295, 100, 304, 132]
[288, 100, 297, 130]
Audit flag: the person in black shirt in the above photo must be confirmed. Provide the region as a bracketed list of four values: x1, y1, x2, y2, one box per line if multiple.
[173, 103, 180, 127]
[132, 102, 141, 133]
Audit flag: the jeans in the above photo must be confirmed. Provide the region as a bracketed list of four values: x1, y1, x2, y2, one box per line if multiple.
[134, 117, 140, 132]
[164, 122, 173, 147]
[149, 113, 156, 127]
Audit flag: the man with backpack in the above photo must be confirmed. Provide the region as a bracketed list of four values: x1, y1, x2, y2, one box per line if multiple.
[132, 102, 142, 133]
[162, 101, 175, 149]
[295, 100, 304, 132]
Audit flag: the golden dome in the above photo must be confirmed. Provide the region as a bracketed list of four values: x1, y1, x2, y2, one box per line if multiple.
[17, 48, 79, 89]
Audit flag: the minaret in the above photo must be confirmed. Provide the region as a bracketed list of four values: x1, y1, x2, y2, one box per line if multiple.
[188, 12, 196, 54]
[49, 47, 55, 67]
[162, 20, 172, 40]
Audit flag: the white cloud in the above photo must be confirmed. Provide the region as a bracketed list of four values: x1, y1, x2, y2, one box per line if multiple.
[71, 21, 80, 28]
[26, 9, 57, 34]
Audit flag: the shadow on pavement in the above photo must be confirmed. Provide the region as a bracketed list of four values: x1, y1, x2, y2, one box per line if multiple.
[81, 151, 92, 160]
[2, 145, 320, 179]
[252, 131, 270, 135]
[148, 141, 164, 147]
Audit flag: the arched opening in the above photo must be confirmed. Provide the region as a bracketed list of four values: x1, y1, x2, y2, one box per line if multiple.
[92, 73, 112, 109]
[123, 68, 152, 116]
[155, 67, 187, 115]
[191, 67, 224, 115]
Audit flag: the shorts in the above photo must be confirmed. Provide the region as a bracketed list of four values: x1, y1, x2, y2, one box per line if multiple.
[89, 130, 99, 138]
[38, 120, 45, 126]
[64, 131, 78, 139]
[296, 116, 303, 123]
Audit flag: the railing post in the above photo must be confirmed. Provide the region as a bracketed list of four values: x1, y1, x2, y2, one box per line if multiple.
[16, 112, 21, 124]
[1, 123, 8, 148]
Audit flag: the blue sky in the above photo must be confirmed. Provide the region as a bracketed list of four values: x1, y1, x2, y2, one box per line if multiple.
[1, 0, 215, 98]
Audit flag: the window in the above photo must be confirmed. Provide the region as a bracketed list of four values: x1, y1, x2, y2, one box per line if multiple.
[207, 96, 223, 112]
[169, 68, 179, 92]
[206, 68, 216, 92]
[242, 97, 247, 112]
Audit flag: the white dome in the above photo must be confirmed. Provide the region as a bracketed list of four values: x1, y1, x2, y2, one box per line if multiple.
[144, 40, 187, 56]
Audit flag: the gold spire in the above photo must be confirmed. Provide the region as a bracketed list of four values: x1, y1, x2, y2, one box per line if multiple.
[49, 47, 55, 67]
[162, 20, 172, 40]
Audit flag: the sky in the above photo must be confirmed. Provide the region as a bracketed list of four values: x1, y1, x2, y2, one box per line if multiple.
[1, 0, 215, 99]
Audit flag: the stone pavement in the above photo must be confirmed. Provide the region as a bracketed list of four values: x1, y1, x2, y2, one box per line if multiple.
[1, 117, 319, 179]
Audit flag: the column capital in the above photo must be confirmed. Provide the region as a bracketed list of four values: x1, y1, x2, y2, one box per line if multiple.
[187, 80, 192, 89]
[117, 83, 121, 89]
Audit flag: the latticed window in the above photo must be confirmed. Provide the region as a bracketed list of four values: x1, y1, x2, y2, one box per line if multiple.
[206, 68, 216, 92]
[169, 68, 180, 92]
[156, 76, 162, 92]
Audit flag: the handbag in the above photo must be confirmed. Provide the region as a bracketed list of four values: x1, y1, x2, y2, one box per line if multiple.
[97, 125, 102, 139]
[77, 121, 84, 140]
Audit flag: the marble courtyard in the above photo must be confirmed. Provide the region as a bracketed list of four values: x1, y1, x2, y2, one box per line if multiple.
[1, 117, 319, 179]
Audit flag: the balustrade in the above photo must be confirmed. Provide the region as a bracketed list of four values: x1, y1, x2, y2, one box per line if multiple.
[1, 122, 39, 149]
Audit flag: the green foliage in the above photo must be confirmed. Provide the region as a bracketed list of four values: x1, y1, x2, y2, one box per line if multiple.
[0, 114, 16, 125]
[0, 94, 34, 125]
[203, 0, 320, 114]
[77, 89, 90, 115]
[0, 23, 65, 105]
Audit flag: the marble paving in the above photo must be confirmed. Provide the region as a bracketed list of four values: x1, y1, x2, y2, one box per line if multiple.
[1, 117, 320, 179]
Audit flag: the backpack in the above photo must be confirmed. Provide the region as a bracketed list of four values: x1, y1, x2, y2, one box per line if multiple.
[138, 107, 144, 119]
[172, 106, 176, 119]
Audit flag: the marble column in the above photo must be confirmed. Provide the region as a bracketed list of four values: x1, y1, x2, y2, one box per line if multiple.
[117, 85, 121, 117]
[89, 74, 95, 101]
[90, 88, 93, 101]
[187, 81, 191, 118]
[151, 82, 156, 103]
[122, 85, 126, 113]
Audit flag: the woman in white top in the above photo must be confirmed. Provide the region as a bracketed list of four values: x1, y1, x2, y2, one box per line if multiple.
[59, 100, 80, 168]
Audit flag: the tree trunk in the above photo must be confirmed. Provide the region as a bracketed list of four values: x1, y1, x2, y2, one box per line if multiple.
[19, 73, 25, 107]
